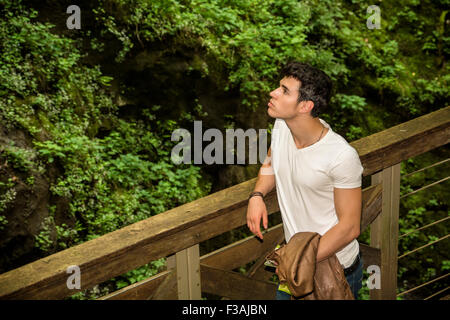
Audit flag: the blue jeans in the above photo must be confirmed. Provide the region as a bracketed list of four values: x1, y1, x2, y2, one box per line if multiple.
[276, 253, 364, 300]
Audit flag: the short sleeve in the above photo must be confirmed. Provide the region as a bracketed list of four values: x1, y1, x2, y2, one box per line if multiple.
[328, 147, 363, 188]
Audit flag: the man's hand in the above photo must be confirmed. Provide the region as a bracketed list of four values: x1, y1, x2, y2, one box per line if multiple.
[246, 196, 268, 239]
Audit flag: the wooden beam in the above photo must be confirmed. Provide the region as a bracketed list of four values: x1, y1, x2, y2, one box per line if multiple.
[359, 243, 381, 270]
[201, 223, 284, 271]
[98, 270, 172, 300]
[148, 270, 177, 300]
[361, 183, 382, 232]
[352, 106, 450, 176]
[245, 232, 284, 278]
[175, 245, 201, 300]
[370, 164, 401, 300]
[99, 243, 381, 300]
[200, 265, 276, 300]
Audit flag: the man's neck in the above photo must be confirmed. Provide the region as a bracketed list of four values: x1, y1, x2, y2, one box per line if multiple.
[284, 115, 328, 149]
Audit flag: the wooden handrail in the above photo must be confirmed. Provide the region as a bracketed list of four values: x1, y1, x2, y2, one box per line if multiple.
[353, 106, 449, 176]
[0, 106, 449, 299]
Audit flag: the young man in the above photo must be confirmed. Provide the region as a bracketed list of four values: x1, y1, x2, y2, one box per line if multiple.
[246, 61, 364, 300]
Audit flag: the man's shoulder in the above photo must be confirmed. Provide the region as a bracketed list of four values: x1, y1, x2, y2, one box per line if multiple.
[322, 133, 360, 166]
[326, 131, 357, 152]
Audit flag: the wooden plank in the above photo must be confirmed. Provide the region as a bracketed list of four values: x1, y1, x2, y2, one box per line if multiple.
[359, 243, 381, 270]
[201, 223, 284, 271]
[176, 245, 201, 300]
[148, 270, 177, 300]
[98, 270, 171, 300]
[200, 265, 276, 300]
[245, 232, 285, 278]
[250, 267, 276, 282]
[352, 106, 450, 176]
[361, 183, 383, 233]
[15, 180, 377, 300]
[370, 164, 401, 300]
[100, 225, 284, 300]
[176, 250, 189, 299]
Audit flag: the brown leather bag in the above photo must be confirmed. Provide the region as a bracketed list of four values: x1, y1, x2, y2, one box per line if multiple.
[266, 232, 354, 300]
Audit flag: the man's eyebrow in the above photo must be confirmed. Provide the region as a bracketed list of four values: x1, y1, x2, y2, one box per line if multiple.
[280, 82, 290, 92]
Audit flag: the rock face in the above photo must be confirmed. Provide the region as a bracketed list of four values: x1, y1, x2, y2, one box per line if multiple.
[0, 126, 51, 273]
[0, 123, 76, 273]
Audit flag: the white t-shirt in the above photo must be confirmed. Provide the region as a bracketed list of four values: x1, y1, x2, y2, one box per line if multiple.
[270, 118, 363, 268]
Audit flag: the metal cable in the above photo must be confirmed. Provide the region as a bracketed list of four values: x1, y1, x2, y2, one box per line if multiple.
[423, 286, 449, 300]
[399, 216, 450, 239]
[401, 158, 450, 179]
[400, 176, 450, 199]
[398, 234, 450, 259]
[397, 273, 449, 297]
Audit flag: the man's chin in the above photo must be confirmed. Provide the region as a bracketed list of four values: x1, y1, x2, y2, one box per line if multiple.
[267, 107, 276, 118]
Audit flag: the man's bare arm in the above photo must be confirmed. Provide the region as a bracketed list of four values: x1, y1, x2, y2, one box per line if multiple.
[253, 147, 276, 196]
[316, 187, 362, 263]
[246, 147, 276, 239]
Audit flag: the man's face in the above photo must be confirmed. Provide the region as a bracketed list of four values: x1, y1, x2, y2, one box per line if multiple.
[267, 76, 305, 119]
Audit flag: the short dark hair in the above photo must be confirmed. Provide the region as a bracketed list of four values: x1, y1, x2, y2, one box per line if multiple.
[279, 61, 332, 118]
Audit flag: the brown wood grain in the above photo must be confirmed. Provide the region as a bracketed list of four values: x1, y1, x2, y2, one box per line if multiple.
[98, 270, 172, 300]
[359, 243, 381, 269]
[361, 183, 382, 232]
[352, 106, 450, 176]
[200, 265, 276, 300]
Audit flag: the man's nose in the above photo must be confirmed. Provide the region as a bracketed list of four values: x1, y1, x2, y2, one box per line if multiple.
[270, 88, 280, 98]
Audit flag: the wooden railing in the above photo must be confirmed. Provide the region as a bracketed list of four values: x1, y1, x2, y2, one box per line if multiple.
[0, 106, 448, 300]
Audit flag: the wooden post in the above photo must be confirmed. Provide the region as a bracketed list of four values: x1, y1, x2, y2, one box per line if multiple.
[173, 244, 202, 300]
[370, 164, 401, 300]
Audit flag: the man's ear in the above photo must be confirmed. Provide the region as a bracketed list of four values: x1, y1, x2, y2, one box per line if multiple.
[298, 100, 314, 114]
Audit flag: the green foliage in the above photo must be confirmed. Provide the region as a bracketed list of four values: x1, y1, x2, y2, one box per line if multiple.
[1, 1, 211, 297]
[84, 0, 449, 133]
[0, 179, 17, 215]
[113, 258, 166, 289]
[0, 215, 8, 231]
[91, 0, 396, 110]
[332, 94, 367, 113]
[35, 215, 55, 252]
[2, 143, 42, 173]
